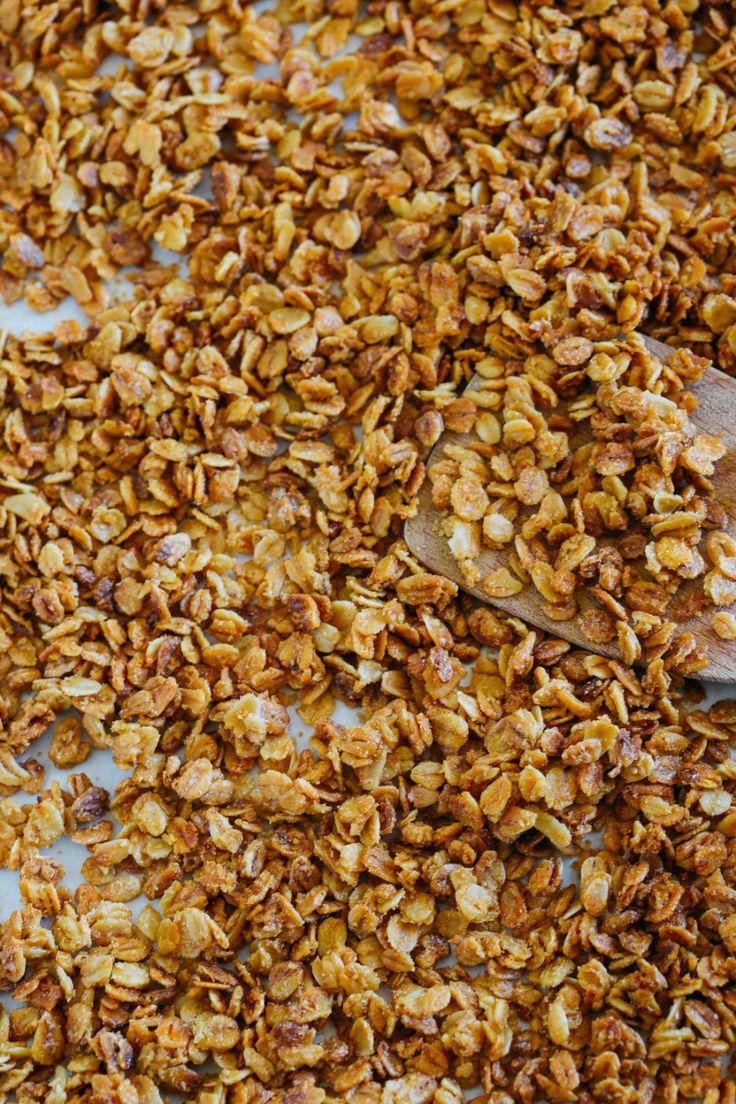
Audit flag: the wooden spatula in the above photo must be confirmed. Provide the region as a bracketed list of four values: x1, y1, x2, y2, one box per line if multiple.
[405, 334, 736, 681]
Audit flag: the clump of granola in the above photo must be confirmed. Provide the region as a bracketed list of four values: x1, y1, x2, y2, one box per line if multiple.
[432, 334, 734, 679]
[0, 1, 736, 1103]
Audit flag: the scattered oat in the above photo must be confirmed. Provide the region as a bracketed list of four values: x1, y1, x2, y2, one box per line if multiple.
[0, 2, 736, 1103]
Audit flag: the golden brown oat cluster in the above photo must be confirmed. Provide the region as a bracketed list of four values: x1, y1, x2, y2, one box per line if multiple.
[431, 335, 736, 678]
[1, 1, 736, 1103]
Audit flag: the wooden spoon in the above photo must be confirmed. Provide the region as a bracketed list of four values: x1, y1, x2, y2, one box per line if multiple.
[405, 334, 736, 681]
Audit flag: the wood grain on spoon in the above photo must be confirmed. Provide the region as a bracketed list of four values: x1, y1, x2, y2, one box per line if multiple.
[405, 334, 736, 682]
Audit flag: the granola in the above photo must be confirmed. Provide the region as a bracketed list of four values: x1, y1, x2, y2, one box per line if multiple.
[0, 1, 735, 1103]
[432, 334, 733, 679]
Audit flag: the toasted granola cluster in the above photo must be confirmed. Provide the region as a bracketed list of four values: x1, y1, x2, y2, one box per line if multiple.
[1, 1, 736, 1104]
[430, 334, 735, 679]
